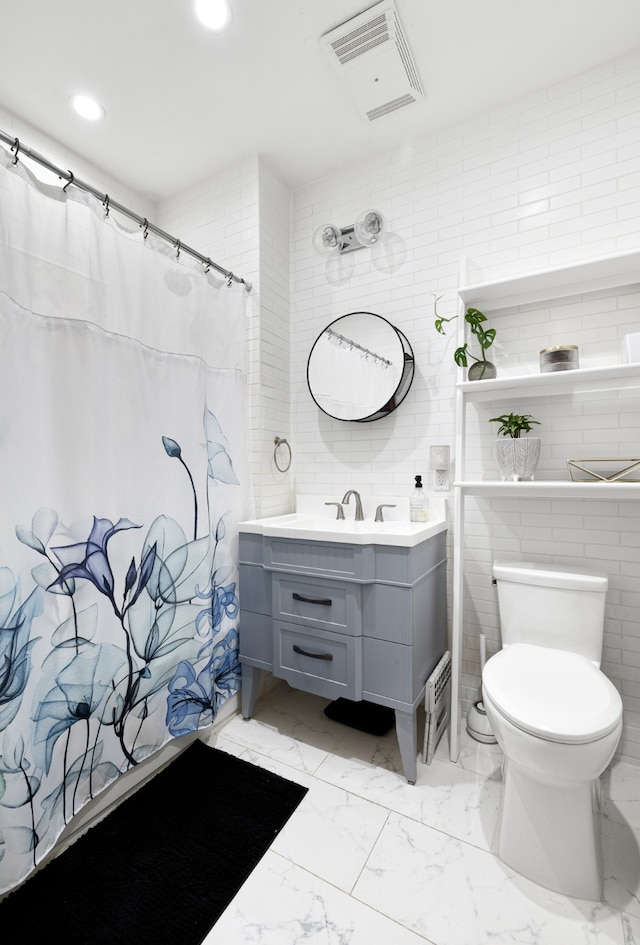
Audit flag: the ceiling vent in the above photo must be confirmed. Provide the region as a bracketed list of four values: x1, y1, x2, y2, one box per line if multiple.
[321, 1, 423, 122]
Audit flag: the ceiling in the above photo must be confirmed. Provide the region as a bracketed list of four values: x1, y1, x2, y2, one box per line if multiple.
[2, 0, 640, 204]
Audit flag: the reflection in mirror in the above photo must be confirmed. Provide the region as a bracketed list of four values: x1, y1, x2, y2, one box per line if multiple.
[307, 312, 414, 422]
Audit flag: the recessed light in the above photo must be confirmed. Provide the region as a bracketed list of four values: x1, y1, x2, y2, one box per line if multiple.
[70, 94, 105, 121]
[195, 0, 232, 31]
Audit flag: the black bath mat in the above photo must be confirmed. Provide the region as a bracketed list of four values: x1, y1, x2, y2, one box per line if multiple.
[0, 739, 307, 945]
[324, 697, 396, 735]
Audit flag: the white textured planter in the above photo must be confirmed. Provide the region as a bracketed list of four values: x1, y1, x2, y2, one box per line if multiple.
[495, 437, 541, 481]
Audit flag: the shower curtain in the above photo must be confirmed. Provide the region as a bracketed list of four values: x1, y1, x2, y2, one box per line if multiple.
[0, 148, 249, 895]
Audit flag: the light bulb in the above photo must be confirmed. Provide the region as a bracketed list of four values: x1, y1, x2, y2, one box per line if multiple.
[354, 209, 384, 246]
[312, 223, 341, 255]
[195, 0, 232, 31]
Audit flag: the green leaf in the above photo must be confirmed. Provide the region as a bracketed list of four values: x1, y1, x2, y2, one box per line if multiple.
[466, 307, 487, 326]
[432, 294, 457, 335]
[476, 328, 496, 350]
[489, 412, 540, 437]
[454, 344, 469, 367]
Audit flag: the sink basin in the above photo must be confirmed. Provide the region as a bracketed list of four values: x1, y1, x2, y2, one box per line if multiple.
[239, 498, 447, 547]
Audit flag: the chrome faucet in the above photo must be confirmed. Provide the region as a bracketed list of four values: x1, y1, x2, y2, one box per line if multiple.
[325, 501, 345, 520]
[342, 490, 364, 521]
[374, 504, 396, 522]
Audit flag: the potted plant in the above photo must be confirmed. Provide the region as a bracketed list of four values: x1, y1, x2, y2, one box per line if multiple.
[433, 295, 497, 380]
[489, 412, 541, 481]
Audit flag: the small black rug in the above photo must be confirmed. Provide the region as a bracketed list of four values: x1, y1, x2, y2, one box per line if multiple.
[0, 739, 307, 945]
[324, 697, 396, 736]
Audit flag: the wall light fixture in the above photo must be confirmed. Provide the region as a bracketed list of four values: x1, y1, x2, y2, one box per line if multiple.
[312, 209, 384, 255]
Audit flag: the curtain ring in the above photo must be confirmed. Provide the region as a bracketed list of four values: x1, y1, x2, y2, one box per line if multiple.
[226, 272, 234, 287]
[11, 138, 20, 165]
[273, 437, 292, 473]
[175, 239, 181, 261]
[203, 258, 212, 274]
[103, 194, 110, 217]
[141, 218, 149, 240]
[63, 170, 74, 192]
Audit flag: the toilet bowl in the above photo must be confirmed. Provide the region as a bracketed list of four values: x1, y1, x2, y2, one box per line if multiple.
[483, 642, 622, 900]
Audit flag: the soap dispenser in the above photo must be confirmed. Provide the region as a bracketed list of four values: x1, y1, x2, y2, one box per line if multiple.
[410, 475, 428, 522]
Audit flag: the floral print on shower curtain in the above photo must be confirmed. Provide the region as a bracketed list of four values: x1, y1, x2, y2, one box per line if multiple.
[0, 146, 249, 894]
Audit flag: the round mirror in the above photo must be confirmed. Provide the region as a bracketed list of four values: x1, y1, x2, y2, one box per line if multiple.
[307, 312, 414, 422]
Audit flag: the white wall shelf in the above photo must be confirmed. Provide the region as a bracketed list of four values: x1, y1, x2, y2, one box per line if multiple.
[455, 480, 640, 499]
[449, 246, 640, 765]
[458, 248, 640, 311]
[457, 362, 640, 402]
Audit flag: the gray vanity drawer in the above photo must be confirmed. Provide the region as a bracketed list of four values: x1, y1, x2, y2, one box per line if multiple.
[273, 621, 363, 701]
[264, 533, 447, 585]
[266, 537, 365, 579]
[272, 575, 361, 636]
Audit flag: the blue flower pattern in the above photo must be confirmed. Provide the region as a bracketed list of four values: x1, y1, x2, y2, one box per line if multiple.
[0, 407, 241, 892]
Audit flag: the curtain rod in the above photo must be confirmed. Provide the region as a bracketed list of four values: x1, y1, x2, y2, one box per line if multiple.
[0, 130, 252, 293]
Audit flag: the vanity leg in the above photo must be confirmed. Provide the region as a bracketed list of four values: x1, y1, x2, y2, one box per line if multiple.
[241, 665, 262, 719]
[395, 708, 418, 784]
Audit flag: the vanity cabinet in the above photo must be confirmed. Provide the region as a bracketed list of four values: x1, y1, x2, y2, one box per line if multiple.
[450, 248, 640, 762]
[239, 530, 448, 783]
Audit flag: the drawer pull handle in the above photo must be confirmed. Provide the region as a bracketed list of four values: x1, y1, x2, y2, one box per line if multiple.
[292, 592, 332, 606]
[293, 644, 333, 661]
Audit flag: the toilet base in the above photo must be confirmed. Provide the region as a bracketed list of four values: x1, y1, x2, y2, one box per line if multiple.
[498, 761, 602, 900]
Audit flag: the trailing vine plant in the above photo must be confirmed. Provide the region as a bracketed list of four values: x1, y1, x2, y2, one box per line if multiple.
[433, 294, 497, 375]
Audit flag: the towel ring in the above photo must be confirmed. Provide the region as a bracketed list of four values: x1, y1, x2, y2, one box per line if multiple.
[273, 436, 292, 473]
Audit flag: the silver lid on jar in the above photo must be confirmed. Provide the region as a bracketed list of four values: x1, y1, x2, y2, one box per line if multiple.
[540, 345, 579, 372]
[540, 345, 579, 354]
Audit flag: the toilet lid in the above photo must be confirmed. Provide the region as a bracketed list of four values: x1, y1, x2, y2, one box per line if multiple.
[482, 644, 622, 744]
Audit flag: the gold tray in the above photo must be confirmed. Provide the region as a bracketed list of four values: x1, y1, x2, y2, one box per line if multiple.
[566, 458, 640, 483]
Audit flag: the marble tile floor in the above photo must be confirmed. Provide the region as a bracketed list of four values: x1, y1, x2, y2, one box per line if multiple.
[200, 682, 640, 945]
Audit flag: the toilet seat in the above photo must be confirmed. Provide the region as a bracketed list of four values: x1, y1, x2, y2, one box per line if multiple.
[483, 643, 622, 744]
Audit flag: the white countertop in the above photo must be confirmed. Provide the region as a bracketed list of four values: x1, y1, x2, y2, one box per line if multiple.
[239, 497, 448, 547]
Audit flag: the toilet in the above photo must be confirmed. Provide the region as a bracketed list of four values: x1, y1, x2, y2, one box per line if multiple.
[482, 560, 623, 900]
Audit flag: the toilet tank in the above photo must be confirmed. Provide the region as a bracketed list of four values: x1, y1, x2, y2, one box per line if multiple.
[493, 560, 608, 665]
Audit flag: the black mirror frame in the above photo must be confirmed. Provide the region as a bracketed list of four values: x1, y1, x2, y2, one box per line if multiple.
[307, 312, 415, 423]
